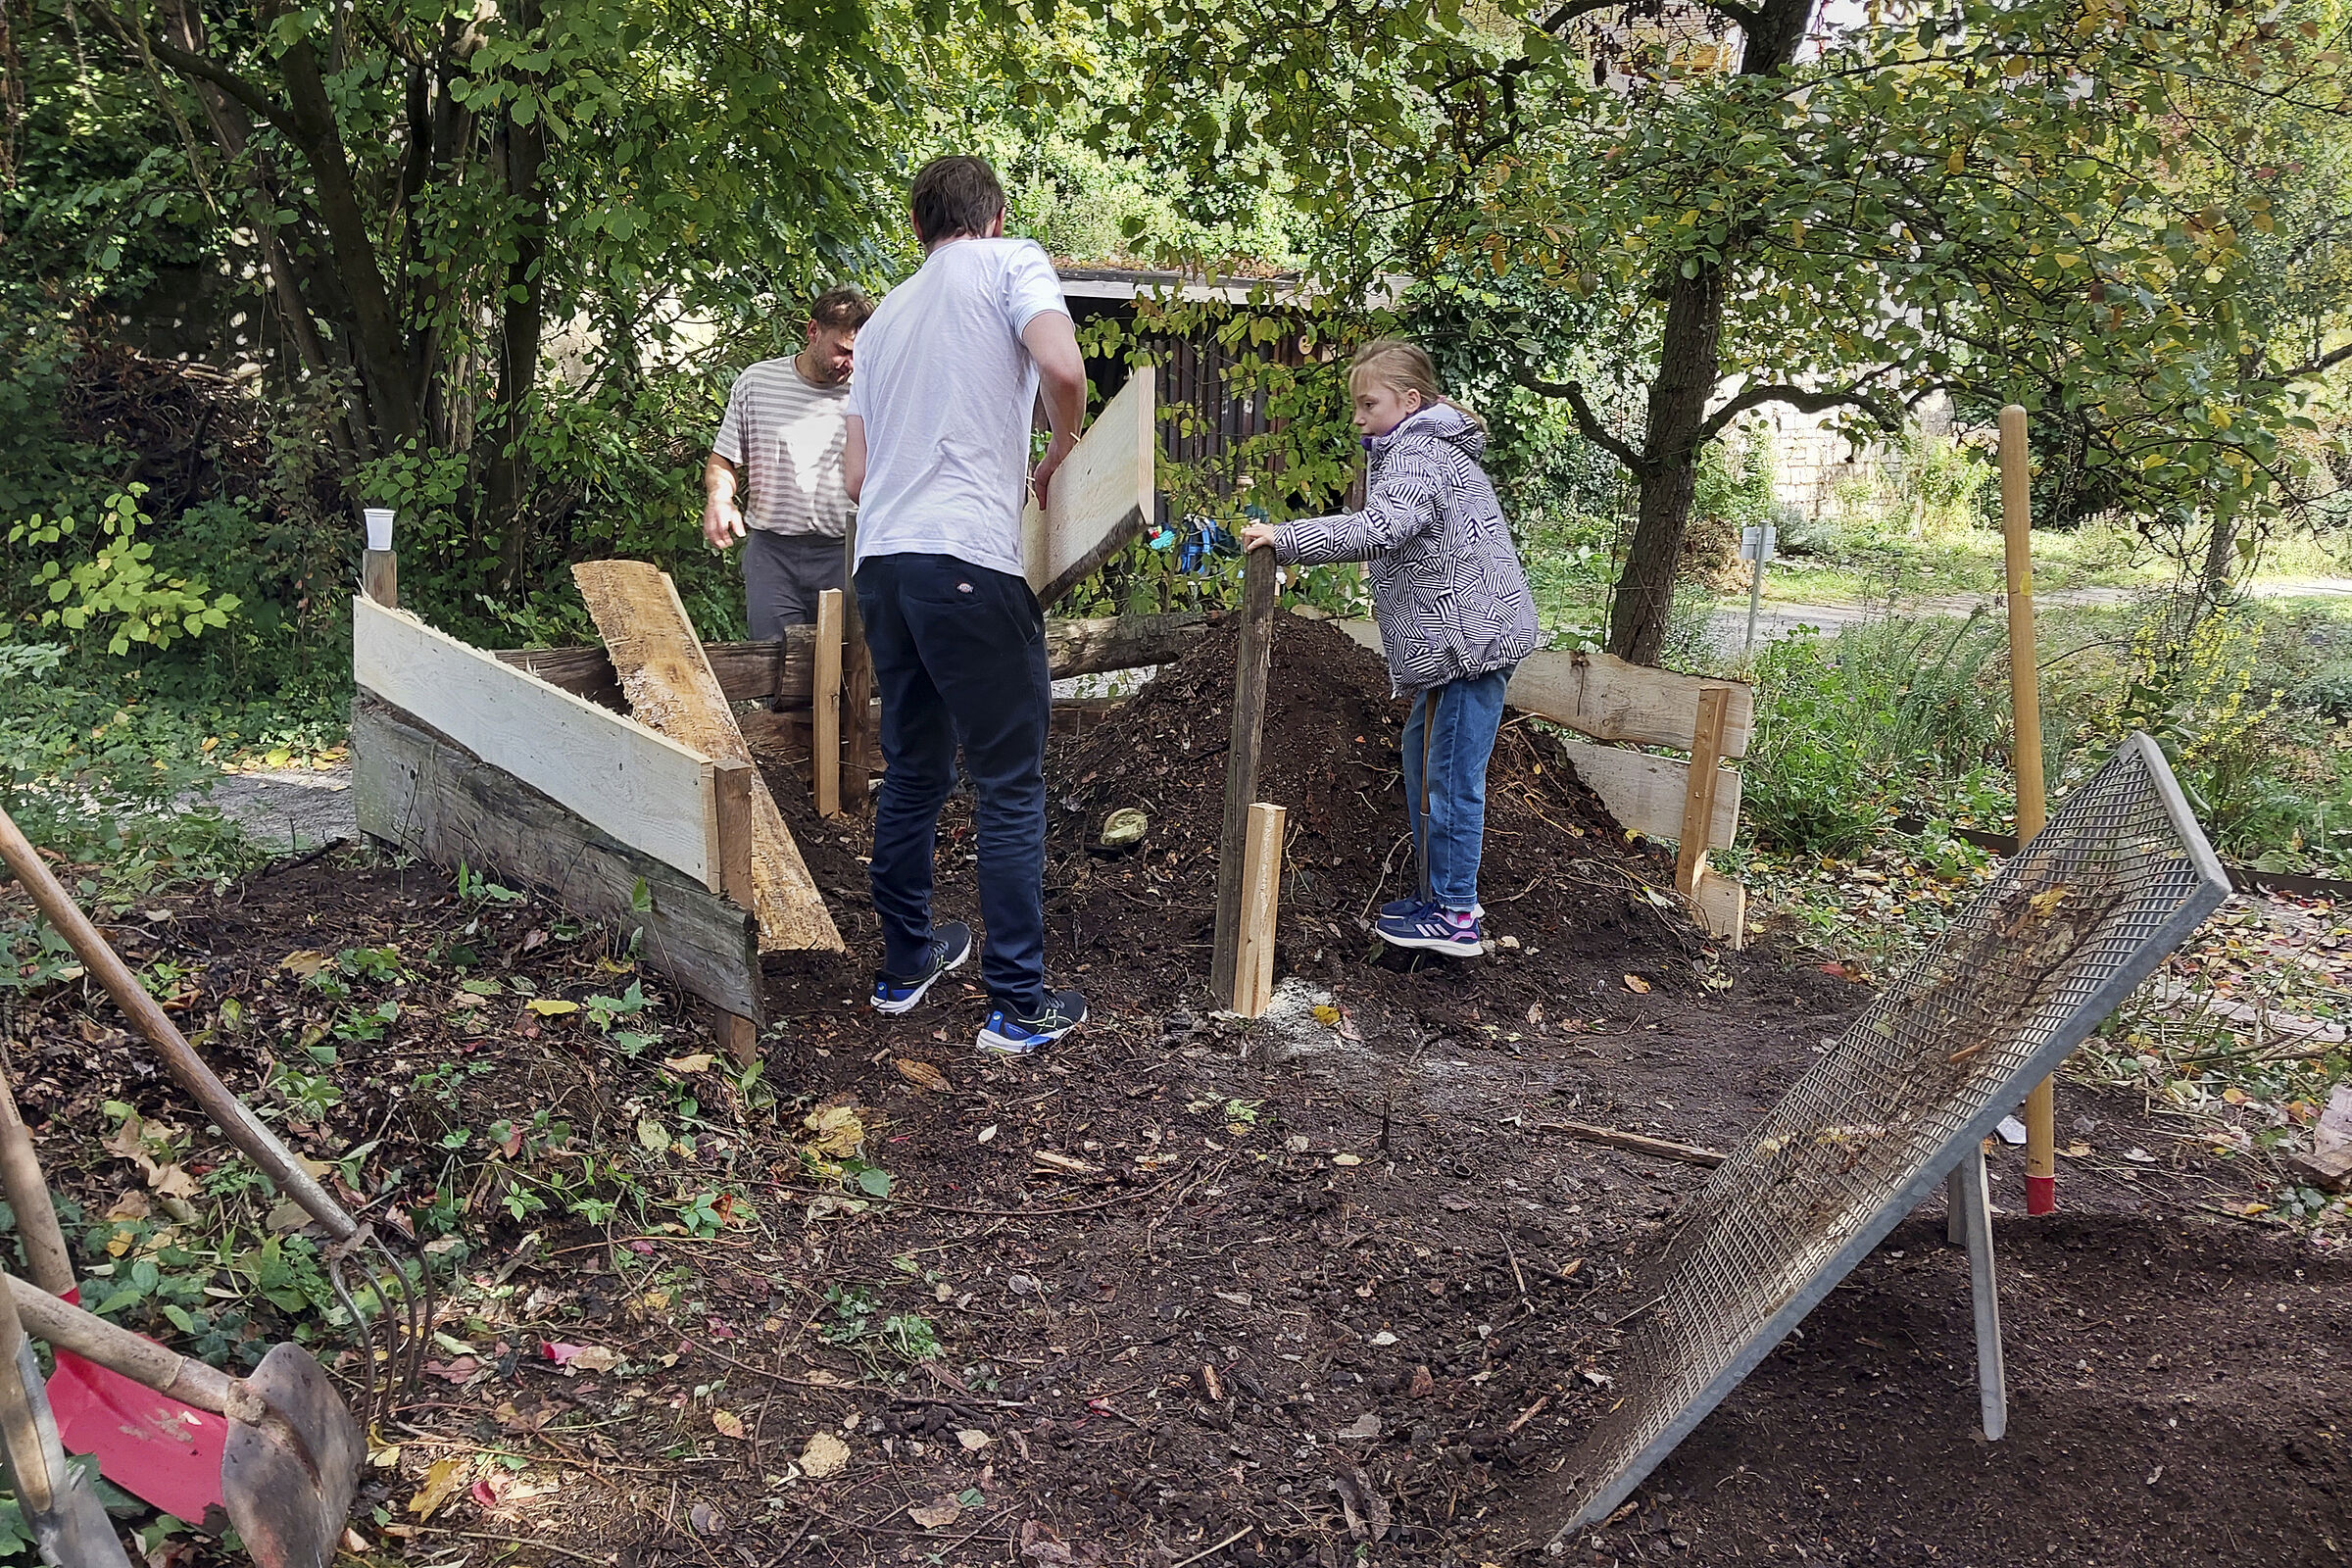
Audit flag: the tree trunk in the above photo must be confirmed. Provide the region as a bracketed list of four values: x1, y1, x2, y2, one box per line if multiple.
[2198, 513, 2237, 607]
[1606, 262, 1726, 664]
[486, 76, 547, 591]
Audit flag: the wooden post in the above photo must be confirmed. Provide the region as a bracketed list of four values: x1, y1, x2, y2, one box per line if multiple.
[1675, 687, 1731, 897]
[840, 523, 874, 803]
[2001, 404, 2057, 1217]
[361, 549, 398, 608]
[712, 759, 760, 1065]
[1209, 549, 1278, 1006]
[1234, 803, 1286, 1017]
[813, 589, 844, 819]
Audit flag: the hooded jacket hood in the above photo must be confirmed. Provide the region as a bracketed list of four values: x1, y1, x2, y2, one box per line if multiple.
[1370, 401, 1487, 464]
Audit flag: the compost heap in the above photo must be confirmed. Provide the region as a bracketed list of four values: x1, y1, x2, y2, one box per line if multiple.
[1041, 611, 1706, 1014]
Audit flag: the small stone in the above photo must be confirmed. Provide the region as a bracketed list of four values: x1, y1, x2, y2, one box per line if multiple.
[1408, 1366, 1435, 1398]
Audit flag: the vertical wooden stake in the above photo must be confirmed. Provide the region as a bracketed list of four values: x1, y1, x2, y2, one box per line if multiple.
[1676, 687, 1731, 897]
[813, 588, 844, 819]
[712, 759, 760, 1066]
[1210, 549, 1278, 1006]
[840, 524, 874, 804]
[361, 549, 398, 609]
[1233, 803, 1286, 1016]
[2001, 404, 2057, 1217]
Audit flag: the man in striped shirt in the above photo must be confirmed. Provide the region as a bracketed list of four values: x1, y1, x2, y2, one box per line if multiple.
[704, 286, 875, 637]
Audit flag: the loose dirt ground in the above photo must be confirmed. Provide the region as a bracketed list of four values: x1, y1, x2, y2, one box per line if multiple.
[13, 615, 2344, 1568]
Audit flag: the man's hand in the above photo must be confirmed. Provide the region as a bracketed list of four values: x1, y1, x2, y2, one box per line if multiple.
[703, 494, 746, 550]
[1240, 521, 1279, 555]
[1032, 431, 1078, 512]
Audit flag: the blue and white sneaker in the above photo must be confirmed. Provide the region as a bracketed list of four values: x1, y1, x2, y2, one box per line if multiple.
[870, 921, 972, 1014]
[976, 989, 1088, 1055]
[1381, 897, 1485, 921]
[1375, 901, 1485, 957]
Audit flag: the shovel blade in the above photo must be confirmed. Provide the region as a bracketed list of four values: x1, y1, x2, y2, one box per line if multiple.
[47, 1349, 228, 1531]
[221, 1346, 361, 1568]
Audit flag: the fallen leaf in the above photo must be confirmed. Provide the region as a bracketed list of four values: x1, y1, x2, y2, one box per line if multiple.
[1622, 974, 1651, 994]
[977, 1123, 1000, 1145]
[2063, 1142, 2093, 1158]
[662, 1053, 717, 1075]
[2028, 886, 2070, 917]
[278, 950, 331, 978]
[1338, 1412, 1381, 1439]
[469, 1478, 499, 1510]
[956, 1429, 991, 1451]
[408, 1457, 467, 1520]
[689, 1502, 725, 1537]
[803, 1104, 868, 1158]
[712, 1409, 746, 1441]
[1408, 1365, 1435, 1398]
[908, 1495, 963, 1530]
[1311, 1004, 1342, 1028]
[265, 1197, 313, 1234]
[524, 998, 579, 1017]
[637, 1118, 672, 1154]
[894, 1058, 952, 1094]
[1331, 1152, 1362, 1167]
[421, 1357, 479, 1384]
[800, 1431, 850, 1479]
[146, 1162, 199, 1200]
[104, 1191, 151, 1223]
[544, 1343, 620, 1374]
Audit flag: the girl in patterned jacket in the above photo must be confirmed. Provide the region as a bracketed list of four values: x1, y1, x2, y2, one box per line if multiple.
[1241, 339, 1541, 957]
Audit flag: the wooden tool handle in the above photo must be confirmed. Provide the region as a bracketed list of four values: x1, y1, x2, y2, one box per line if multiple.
[4, 1274, 259, 1423]
[0, 808, 357, 1242]
[0, 1076, 74, 1297]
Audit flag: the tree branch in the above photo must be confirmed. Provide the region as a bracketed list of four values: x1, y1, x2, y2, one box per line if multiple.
[1695, 382, 1904, 447]
[1513, 368, 1654, 475]
[82, 0, 302, 139]
[2261, 340, 2352, 384]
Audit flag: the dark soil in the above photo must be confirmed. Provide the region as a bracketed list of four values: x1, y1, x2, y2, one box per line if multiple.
[5, 613, 2337, 1568]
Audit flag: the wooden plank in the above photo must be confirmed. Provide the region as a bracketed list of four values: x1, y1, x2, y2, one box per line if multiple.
[841, 522, 874, 800]
[711, 760, 761, 1063]
[1302, 617, 1753, 759]
[1509, 649, 1753, 760]
[813, 589, 844, 819]
[1691, 868, 1746, 951]
[1557, 737, 1740, 850]
[570, 560, 843, 955]
[497, 612, 1210, 710]
[353, 592, 717, 885]
[1022, 371, 1156, 608]
[1676, 687, 1730, 895]
[1233, 803, 1286, 1017]
[361, 549, 397, 609]
[1210, 550, 1279, 1005]
[350, 694, 761, 1022]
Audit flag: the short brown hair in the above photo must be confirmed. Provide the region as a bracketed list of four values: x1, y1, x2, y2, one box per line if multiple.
[909, 156, 1005, 245]
[810, 286, 873, 330]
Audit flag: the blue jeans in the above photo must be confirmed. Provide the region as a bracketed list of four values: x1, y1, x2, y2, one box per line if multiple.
[855, 554, 1052, 1014]
[1400, 666, 1513, 913]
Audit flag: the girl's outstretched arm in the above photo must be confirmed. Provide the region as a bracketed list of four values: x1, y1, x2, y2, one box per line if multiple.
[1267, 444, 1445, 566]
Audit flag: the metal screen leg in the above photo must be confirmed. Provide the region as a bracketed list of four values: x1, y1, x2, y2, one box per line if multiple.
[1943, 1170, 1966, 1246]
[1955, 1144, 2007, 1441]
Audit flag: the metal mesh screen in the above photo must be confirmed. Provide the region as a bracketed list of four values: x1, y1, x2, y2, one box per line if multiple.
[1547, 733, 2230, 1541]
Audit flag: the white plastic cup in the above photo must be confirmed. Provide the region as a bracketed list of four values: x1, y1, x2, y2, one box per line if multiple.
[363, 508, 395, 552]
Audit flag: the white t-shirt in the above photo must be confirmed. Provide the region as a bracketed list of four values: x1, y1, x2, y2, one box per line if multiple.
[844, 238, 1069, 580]
[710, 357, 856, 538]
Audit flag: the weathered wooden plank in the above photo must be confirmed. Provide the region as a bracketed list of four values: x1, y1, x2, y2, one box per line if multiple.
[497, 612, 1211, 709]
[350, 694, 762, 1022]
[1234, 803, 1286, 1017]
[1210, 551, 1279, 1004]
[840, 522, 874, 801]
[813, 590, 843, 819]
[1508, 649, 1753, 760]
[361, 549, 397, 609]
[1557, 737, 1741, 850]
[571, 560, 843, 955]
[1676, 687, 1731, 896]
[1691, 867, 1746, 951]
[1022, 371, 1156, 607]
[711, 760, 761, 1061]
[354, 593, 717, 885]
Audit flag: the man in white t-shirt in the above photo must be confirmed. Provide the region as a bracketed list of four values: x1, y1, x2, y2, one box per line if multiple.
[842, 155, 1089, 1055]
[705, 286, 873, 638]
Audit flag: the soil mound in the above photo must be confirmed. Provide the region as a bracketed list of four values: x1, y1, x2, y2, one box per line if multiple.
[1042, 612, 1706, 1013]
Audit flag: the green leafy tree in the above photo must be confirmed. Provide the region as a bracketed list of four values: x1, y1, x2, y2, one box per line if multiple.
[1110, 0, 2352, 663]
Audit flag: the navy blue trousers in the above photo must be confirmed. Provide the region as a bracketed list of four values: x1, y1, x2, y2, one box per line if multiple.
[854, 553, 1052, 1014]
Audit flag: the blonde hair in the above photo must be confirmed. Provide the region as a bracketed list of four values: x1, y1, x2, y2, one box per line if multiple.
[1348, 339, 1487, 430]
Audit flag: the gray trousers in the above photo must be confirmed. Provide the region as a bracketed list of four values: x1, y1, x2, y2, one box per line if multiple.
[743, 528, 849, 639]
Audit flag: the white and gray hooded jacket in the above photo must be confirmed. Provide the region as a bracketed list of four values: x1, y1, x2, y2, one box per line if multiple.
[1270, 402, 1542, 696]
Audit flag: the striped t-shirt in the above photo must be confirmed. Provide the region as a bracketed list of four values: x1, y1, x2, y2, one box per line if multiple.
[710, 357, 857, 538]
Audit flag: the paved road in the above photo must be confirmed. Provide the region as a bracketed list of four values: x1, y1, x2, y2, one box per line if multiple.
[1709, 575, 2352, 651]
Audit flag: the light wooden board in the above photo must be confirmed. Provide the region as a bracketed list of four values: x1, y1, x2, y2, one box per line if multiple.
[1308, 616, 1753, 758]
[353, 593, 716, 885]
[351, 695, 762, 1021]
[1022, 371, 1155, 607]
[1691, 868, 1746, 951]
[1558, 738, 1741, 851]
[1509, 649, 1753, 759]
[571, 560, 843, 955]
[1234, 803, 1286, 1018]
